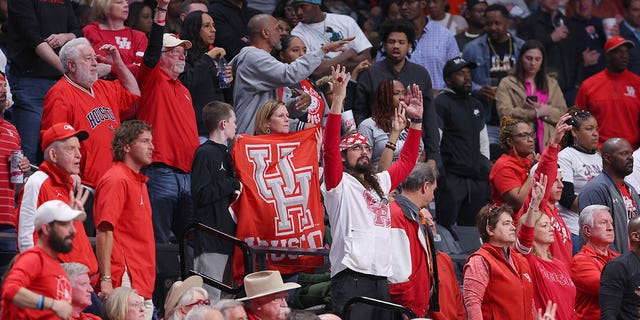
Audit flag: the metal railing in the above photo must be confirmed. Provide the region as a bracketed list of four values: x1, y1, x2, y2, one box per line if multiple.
[342, 296, 418, 319]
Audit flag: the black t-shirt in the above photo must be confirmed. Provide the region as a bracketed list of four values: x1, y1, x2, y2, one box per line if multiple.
[600, 251, 640, 320]
[488, 37, 515, 84]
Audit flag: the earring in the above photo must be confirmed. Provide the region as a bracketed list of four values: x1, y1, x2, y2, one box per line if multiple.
[266, 127, 271, 134]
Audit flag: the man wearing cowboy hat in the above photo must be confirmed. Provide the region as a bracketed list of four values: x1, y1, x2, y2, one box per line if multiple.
[238, 270, 300, 320]
[1, 200, 86, 319]
[136, 0, 200, 246]
[16, 122, 98, 284]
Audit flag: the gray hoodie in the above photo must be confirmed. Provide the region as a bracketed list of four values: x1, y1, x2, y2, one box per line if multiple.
[230, 46, 324, 135]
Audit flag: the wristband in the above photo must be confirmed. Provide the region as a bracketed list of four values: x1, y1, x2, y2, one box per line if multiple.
[37, 295, 44, 310]
[156, 6, 167, 11]
[100, 275, 112, 281]
[385, 142, 396, 151]
[409, 118, 423, 123]
[386, 141, 396, 147]
[155, 19, 166, 24]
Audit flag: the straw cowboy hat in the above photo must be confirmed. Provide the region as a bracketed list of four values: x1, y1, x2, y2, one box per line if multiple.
[237, 270, 301, 301]
[164, 275, 203, 315]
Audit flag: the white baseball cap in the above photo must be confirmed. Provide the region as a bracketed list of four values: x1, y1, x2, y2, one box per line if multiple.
[35, 200, 86, 230]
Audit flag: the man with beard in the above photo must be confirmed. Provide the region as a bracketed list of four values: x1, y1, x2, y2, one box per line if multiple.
[135, 0, 199, 245]
[434, 57, 491, 228]
[231, 14, 351, 135]
[455, 0, 487, 51]
[94, 120, 156, 318]
[353, 19, 440, 168]
[580, 138, 640, 254]
[42, 38, 140, 188]
[576, 36, 640, 149]
[16, 123, 97, 283]
[322, 65, 423, 319]
[462, 4, 524, 144]
[1, 200, 86, 319]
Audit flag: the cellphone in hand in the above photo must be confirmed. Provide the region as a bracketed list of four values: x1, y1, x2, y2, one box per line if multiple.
[526, 95, 538, 102]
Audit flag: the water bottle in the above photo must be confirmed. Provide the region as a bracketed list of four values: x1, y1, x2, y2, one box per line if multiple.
[218, 57, 231, 89]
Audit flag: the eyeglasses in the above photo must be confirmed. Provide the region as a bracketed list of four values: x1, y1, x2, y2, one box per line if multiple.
[184, 299, 211, 308]
[348, 144, 372, 152]
[162, 48, 188, 58]
[129, 301, 144, 309]
[511, 131, 536, 139]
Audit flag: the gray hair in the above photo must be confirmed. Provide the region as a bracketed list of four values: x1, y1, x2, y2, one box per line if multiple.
[59, 37, 92, 74]
[43, 140, 63, 162]
[401, 162, 439, 191]
[579, 205, 611, 229]
[184, 306, 222, 320]
[212, 299, 243, 316]
[61, 262, 89, 285]
[167, 287, 209, 320]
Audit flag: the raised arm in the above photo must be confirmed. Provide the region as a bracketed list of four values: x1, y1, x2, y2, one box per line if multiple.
[516, 174, 547, 255]
[97, 44, 140, 96]
[142, 0, 169, 69]
[387, 84, 423, 189]
[323, 65, 351, 190]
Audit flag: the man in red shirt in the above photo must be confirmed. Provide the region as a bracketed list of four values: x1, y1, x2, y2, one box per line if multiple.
[94, 120, 155, 318]
[136, 0, 199, 245]
[1, 200, 85, 319]
[571, 205, 618, 320]
[576, 36, 640, 149]
[16, 122, 97, 280]
[42, 37, 140, 188]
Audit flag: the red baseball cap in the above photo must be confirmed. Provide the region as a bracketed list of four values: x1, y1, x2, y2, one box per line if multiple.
[41, 123, 89, 150]
[604, 36, 635, 53]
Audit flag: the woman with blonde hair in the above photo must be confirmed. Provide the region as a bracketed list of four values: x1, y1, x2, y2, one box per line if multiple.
[516, 174, 577, 319]
[83, 0, 148, 75]
[103, 287, 145, 320]
[254, 100, 291, 136]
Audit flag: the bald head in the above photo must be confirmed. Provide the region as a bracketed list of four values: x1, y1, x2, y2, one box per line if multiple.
[601, 137, 634, 179]
[629, 216, 640, 253]
[248, 14, 276, 37]
[247, 14, 282, 51]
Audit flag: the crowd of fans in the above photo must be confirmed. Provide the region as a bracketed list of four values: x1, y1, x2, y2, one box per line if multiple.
[1, 0, 640, 319]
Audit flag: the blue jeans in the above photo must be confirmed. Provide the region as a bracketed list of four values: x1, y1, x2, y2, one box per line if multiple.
[142, 164, 193, 244]
[7, 75, 57, 162]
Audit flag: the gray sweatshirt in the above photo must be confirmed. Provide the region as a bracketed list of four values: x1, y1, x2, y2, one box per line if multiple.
[230, 46, 324, 135]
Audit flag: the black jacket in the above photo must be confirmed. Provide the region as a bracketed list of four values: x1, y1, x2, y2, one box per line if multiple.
[191, 140, 241, 254]
[435, 89, 490, 179]
[517, 10, 581, 91]
[7, 0, 82, 78]
[209, 0, 260, 59]
[180, 53, 227, 136]
[620, 21, 640, 76]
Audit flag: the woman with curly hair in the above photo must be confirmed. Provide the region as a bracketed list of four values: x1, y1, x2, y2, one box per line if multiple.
[179, 10, 232, 142]
[489, 116, 537, 209]
[357, 78, 423, 171]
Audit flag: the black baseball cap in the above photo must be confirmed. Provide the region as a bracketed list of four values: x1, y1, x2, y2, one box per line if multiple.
[443, 57, 478, 79]
[466, 0, 487, 10]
